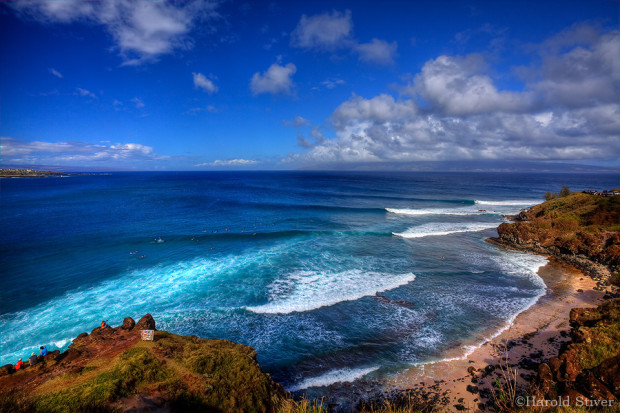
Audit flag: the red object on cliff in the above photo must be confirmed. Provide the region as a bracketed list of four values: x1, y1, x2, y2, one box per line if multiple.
[14, 359, 23, 370]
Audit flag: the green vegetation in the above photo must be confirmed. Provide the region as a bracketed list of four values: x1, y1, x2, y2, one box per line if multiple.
[544, 184, 571, 201]
[34, 347, 168, 412]
[571, 300, 620, 370]
[0, 330, 284, 413]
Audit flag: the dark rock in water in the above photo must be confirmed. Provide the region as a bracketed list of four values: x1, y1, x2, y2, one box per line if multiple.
[466, 385, 479, 394]
[454, 403, 466, 410]
[467, 366, 476, 374]
[484, 365, 495, 374]
[122, 317, 136, 330]
[136, 314, 156, 330]
[478, 402, 486, 411]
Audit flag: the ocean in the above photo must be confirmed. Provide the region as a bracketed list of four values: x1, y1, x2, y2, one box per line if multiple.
[0, 171, 617, 390]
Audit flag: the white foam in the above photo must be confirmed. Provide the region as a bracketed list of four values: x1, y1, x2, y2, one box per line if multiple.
[246, 270, 415, 314]
[393, 222, 499, 238]
[475, 199, 537, 206]
[409, 250, 548, 367]
[386, 207, 485, 216]
[287, 366, 379, 391]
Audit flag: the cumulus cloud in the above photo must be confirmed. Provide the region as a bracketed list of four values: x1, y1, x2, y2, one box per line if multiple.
[355, 38, 398, 66]
[289, 25, 620, 166]
[411, 54, 532, 115]
[250, 62, 297, 96]
[290, 10, 353, 51]
[0, 137, 167, 166]
[49, 68, 63, 78]
[10, 0, 221, 65]
[291, 9, 398, 66]
[193, 72, 218, 94]
[195, 159, 258, 167]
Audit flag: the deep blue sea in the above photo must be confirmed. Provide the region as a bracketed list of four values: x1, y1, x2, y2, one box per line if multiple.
[1, 172, 617, 390]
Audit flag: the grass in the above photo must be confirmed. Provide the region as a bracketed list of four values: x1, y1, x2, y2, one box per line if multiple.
[1, 331, 285, 412]
[34, 347, 169, 412]
[571, 300, 620, 370]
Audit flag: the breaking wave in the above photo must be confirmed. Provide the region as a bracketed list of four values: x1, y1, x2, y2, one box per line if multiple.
[246, 270, 415, 314]
[393, 222, 499, 238]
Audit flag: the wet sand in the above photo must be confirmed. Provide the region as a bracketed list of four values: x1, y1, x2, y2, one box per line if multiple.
[389, 259, 607, 412]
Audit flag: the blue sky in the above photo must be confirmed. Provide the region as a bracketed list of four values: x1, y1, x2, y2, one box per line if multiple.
[0, 0, 618, 170]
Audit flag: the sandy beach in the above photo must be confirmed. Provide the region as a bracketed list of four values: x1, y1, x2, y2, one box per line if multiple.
[390, 258, 608, 412]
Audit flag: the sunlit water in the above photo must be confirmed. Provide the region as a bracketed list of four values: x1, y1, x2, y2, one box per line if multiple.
[1, 171, 616, 390]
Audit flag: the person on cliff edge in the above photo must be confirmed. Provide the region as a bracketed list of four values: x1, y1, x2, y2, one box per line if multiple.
[40, 345, 48, 356]
[14, 358, 23, 370]
[101, 320, 109, 328]
[28, 353, 38, 366]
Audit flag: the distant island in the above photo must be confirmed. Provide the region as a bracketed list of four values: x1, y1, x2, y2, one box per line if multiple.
[0, 169, 86, 178]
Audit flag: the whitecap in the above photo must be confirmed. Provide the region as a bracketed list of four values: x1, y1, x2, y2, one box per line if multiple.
[246, 270, 415, 314]
[287, 366, 379, 391]
[393, 222, 499, 238]
[386, 207, 486, 216]
[474, 199, 538, 206]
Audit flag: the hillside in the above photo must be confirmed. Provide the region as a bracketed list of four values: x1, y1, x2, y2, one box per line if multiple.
[0, 315, 285, 412]
[490, 192, 620, 283]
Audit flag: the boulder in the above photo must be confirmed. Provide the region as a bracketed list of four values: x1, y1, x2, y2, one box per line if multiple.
[122, 317, 136, 330]
[135, 314, 156, 331]
[0, 364, 15, 377]
[594, 355, 620, 396]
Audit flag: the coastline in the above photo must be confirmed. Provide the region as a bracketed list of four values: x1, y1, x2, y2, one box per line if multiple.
[389, 257, 607, 411]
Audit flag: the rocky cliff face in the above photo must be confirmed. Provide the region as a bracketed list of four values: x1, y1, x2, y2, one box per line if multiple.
[534, 299, 620, 404]
[489, 192, 620, 289]
[0, 314, 285, 412]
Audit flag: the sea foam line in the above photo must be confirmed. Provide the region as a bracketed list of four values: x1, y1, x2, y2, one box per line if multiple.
[287, 366, 379, 392]
[393, 222, 499, 239]
[474, 199, 537, 206]
[386, 207, 486, 216]
[246, 270, 415, 314]
[410, 251, 548, 367]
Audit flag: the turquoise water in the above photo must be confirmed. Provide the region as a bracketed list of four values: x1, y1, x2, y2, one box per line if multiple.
[0, 172, 616, 390]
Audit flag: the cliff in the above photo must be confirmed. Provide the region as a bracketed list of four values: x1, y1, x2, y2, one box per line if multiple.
[0, 315, 285, 412]
[489, 192, 620, 287]
[534, 299, 620, 404]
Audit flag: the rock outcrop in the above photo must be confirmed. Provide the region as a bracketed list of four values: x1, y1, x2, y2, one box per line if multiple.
[533, 299, 620, 404]
[488, 192, 620, 289]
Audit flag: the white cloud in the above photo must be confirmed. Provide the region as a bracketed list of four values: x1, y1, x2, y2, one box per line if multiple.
[196, 159, 258, 167]
[411, 54, 531, 115]
[250, 62, 297, 96]
[290, 10, 353, 51]
[0, 137, 167, 165]
[355, 38, 398, 66]
[75, 88, 96, 98]
[10, 0, 221, 65]
[283, 116, 309, 127]
[131, 97, 145, 109]
[49, 68, 63, 78]
[288, 25, 620, 166]
[193, 72, 218, 94]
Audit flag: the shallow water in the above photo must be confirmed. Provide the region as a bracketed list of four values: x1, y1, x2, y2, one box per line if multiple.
[0, 171, 615, 390]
